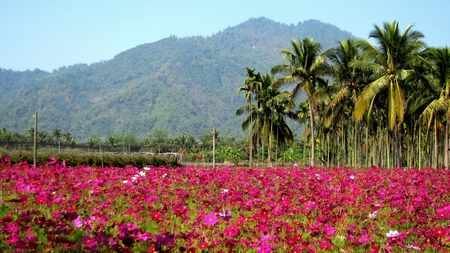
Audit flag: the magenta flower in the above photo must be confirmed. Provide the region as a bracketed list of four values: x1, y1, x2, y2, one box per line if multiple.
[358, 234, 372, 244]
[2, 155, 11, 163]
[258, 243, 275, 253]
[72, 215, 84, 228]
[48, 157, 57, 165]
[204, 212, 218, 225]
[218, 210, 232, 221]
[318, 240, 333, 250]
[323, 224, 336, 236]
[223, 226, 240, 238]
[82, 236, 98, 250]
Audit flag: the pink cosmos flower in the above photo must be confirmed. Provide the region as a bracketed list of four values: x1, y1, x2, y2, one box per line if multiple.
[318, 240, 333, 250]
[72, 215, 84, 228]
[3, 155, 11, 163]
[386, 230, 400, 238]
[48, 157, 57, 165]
[223, 226, 240, 238]
[323, 224, 336, 236]
[197, 242, 208, 250]
[436, 206, 450, 220]
[258, 243, 275, 253]
[358, 234, 372, 244]
[218, 210, 232, 221]
[204, 212, 218, 225]
[82, 236, 98, 250]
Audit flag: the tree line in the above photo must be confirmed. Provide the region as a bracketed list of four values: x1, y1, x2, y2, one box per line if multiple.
[237, 20, 450, 169]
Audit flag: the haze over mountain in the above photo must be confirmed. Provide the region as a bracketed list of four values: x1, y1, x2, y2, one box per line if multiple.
[0, 17, 353, 141]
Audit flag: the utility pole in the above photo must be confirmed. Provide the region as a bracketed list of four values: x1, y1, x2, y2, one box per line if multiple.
[33, 110, 38, 168]
[212, 128, 216, 168]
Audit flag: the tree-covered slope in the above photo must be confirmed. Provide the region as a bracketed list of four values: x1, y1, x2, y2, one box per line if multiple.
[0, 17, 353, 141]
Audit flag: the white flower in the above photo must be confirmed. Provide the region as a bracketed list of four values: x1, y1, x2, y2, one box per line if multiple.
[139, 171, 146, 177]
[162, 173, 167, 179]
[315, 174, 321, 180]
[221, 188, 229, 194]
[406, 244, 420, 250]
[122, 180, 128, 184]
[52, 191, 56, 195]
[143, 167, 151, 171]
[386, 230, 400, 238]
[368, 211, 377, 219]
[131, 176, 138, 182]
[349, 175, 355, 180]
[293, 163, 298, 168]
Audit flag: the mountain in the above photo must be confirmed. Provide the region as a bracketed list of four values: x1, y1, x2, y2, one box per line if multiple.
[0, 17, 353, 141]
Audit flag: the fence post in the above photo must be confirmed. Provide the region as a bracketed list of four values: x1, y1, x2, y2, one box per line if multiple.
[213, 128, 216, 168]
[33, 110, 38, 168]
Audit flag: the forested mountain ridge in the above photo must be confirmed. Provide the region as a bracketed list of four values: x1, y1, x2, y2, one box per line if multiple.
[0, 17, 353, 141]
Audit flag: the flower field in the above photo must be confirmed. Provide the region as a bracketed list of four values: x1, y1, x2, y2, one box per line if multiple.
[1, 158, 450, 252]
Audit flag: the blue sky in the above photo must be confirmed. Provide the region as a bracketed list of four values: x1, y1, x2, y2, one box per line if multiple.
[1, 0, 449, 72]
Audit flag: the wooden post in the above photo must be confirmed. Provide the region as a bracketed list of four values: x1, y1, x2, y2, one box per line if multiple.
[212, 128, 216, 168]
[33, 110, 38, 168]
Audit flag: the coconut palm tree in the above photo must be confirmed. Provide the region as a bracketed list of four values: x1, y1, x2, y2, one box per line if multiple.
[321, 38, 370, 168]
[353, 20, 426, 167]
[237, 67, 263, 166]
[271, 38, 328, 167]
[419, 47, 450, 168]
[236, 73, 296, 167]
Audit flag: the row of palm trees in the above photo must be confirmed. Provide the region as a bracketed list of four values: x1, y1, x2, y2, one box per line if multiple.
[237, 20, 450, 169]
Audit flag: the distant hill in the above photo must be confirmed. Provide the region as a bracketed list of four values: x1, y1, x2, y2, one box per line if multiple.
[0, 17, 353, 141]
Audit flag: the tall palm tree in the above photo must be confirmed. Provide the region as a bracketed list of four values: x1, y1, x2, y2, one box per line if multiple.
[420, 47, 450, 169]
[322, 38, 369, 168]
[236, 73, 296, 167]
[237, 67, 262, 167]
[353, 20, 426, 167]
[271, 38, 328, 167]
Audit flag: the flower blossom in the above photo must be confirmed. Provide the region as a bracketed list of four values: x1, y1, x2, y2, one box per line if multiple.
[204, 212, 218, 225]
[368, 211, 377, 219]
[386, 230, 400, 238]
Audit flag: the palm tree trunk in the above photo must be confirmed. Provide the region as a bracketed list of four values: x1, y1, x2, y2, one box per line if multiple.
[303, 139, 306, 166]
[343, 124, 348, 166]
[337, 132, 340, 166]
[357, 121, 362, 169]
[419, 123, 421, 170]
[327, 133, 330, 167]
[372, 133, 376, 166]
[394, 120, 401, 167]
[249, 102, 253, 167]
[434, 117, 438, 168]
[445, 120, 449, 169]
[308, 97, 315, 167]
[387, 129, 390, 168]
[365, 124, 369, 167]
[268, 123, 273, 167]
[379, 127, 383, 167]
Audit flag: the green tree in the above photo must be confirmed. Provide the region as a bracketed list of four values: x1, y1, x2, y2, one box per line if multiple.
[237, 72, 296, 166]
[322, 38, 369, 168]
[51, 128, 61, 144]
[63, 132, 74, 144]
[271, 38, 328, 166]
[420, 47, 450, 168]
[353, 20, 426, 167]
[237, 67, 262, 167]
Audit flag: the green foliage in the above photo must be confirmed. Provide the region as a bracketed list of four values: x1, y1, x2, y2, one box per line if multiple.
[0, 151, 179, 167]
[217, 146, 245, 166]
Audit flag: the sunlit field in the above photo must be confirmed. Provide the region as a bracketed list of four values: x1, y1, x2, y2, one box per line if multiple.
[1, 157, 450, 252]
